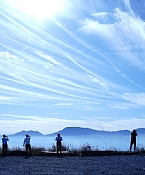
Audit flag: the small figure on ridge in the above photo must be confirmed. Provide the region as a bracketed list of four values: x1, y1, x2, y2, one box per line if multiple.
[2, 134, 9, 156]
[55, 133, 63, 154]
[23, 134, 32, 156]
[130, 129, 137, 152]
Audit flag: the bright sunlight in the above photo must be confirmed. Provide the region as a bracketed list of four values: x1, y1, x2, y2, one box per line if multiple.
[12, 0, 65, 20]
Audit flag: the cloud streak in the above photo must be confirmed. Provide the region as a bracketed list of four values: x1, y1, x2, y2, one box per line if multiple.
[1, 114, 145, 134]
[0, 0, 145, 132]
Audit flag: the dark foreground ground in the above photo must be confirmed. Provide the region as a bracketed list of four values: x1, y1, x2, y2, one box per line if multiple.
[0, 155, 145, 175]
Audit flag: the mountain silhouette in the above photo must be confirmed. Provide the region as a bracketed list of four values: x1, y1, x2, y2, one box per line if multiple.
[46, 127, 131, 136]
[136, 128, 145, 134]
[8, 127, 145, 137]
[9, 130, 44, 136]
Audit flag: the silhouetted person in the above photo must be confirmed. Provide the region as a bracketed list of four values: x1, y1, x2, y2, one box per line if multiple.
[55, 133, 62, 154]
[2, 134, 9, 156]
[23, 134, 32, 156]
[130, 129, 137, 151]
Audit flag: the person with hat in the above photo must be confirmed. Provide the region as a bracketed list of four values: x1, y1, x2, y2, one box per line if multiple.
[23, 134, 32, 156]
[2, 134, 9, 156]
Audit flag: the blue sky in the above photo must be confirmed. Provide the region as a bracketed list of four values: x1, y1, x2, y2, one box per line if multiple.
[0, 0, 145, 134]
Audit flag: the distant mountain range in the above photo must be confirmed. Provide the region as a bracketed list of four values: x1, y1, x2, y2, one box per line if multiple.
[8, 127, 145, 137]
[47, 127, 145, 136]
[9, 130, 44, 137]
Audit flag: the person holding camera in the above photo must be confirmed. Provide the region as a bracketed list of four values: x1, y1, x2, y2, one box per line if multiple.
[23, 134, 32, 156]
[130, 129, 137, 152]
[2, 134, 9, 156]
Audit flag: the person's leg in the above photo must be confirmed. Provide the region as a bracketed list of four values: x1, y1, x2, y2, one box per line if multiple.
[29, 144, 32, 156]
[59, 142, 62, 154]
[2, 145, 7, 156]
[134, 141, 136, 151]
[26, 144, 28, 156]
[2, 144, 5, 156]
[5, 144, 8, 155]
[130, 142, 133, 151]
[56, 142, 59, 153]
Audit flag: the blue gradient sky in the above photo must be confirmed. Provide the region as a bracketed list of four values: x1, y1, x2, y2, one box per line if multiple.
[0, 0, 145, 134]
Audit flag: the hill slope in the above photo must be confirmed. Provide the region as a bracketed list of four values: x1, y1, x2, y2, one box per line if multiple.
[46, 127, 131, 136]
[10, 130, 44, 137]
[9, 127, 145, 137]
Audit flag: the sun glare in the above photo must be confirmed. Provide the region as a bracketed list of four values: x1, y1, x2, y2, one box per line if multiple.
[12, 0, 65, 20]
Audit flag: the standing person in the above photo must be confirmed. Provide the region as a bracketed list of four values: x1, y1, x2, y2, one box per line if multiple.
[55, 133, 63, 154]
[130, 129, 137, 152]
[23, 134, 32, 156]
[2, 134, 9, 156]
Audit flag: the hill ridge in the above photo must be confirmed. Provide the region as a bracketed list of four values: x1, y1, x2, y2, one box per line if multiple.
[8, 127, 145, 136]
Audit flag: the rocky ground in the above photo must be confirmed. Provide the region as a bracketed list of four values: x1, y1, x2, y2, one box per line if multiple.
[0, 155, 145, 175]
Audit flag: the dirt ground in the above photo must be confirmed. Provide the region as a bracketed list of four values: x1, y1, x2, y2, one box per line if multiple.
[0, 155, 145, 175]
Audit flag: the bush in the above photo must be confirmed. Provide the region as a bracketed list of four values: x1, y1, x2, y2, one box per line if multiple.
[80, 143, 99, 152]
[9, 147, 23, 151]
[31, 146, 46, 155]
[48, 143, 71, 152]
[81, 143, 93, 151]
[136, 144, 145, 153]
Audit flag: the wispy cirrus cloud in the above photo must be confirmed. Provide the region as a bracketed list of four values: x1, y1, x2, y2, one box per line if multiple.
[80, 7, 145, 69]
[107, 92, 145, 110]
[0, 0, 145, 133]
[0, 50, 117, 105]
[1, 114, 145, 134]
[121, 93, 145, 106]
[0, 114, 104, 134]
